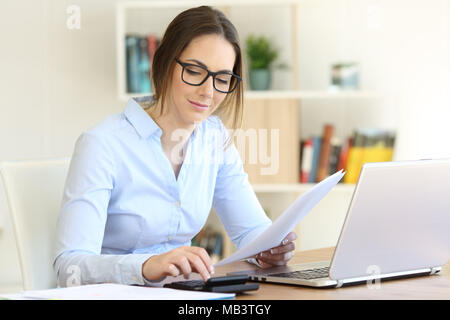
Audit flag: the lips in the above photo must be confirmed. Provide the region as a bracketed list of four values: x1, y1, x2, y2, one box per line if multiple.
[188, 100, 209, 108]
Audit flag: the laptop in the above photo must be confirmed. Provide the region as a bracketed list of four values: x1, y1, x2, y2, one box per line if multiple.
[229, 159, 450, 288]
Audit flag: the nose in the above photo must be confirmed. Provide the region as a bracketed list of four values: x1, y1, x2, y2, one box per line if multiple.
[197, 74, 215, 98]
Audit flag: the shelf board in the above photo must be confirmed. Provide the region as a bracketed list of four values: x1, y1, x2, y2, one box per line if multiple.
[252, 183, 355, 193]
[119, 90, 383, 102]
[245, 90, 383, 100]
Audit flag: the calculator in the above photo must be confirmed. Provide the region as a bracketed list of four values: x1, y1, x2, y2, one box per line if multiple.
[163, 275, 259, 293]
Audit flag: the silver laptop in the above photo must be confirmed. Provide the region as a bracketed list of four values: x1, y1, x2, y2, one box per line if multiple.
[229, 159, 450, 288]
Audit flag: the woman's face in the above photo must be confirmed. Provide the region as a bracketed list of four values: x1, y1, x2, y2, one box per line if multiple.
[167, 34, 236, 127]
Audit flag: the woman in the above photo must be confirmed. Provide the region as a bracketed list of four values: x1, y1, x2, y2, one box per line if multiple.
[54, 6, 296, 287]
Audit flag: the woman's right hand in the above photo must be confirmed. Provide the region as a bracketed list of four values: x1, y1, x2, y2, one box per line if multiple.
[142, 246, 214, 282]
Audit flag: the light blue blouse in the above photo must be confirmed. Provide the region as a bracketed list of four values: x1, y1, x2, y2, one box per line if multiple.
[53, 96, 271, 287]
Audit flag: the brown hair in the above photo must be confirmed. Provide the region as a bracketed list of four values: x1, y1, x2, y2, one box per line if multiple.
[149, 6, 243, 146]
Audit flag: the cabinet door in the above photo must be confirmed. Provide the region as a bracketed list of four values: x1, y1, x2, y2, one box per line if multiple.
[236, 98, 300, 184]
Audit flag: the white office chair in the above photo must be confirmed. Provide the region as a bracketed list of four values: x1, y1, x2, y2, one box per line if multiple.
[0, 158, 70, 290]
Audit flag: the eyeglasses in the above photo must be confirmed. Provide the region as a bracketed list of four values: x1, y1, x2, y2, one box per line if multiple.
[175, 58, 242, 94]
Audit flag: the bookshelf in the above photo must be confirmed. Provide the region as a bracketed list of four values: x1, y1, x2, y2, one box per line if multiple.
[119, 90, 383, 103]
[115, 0, 393, 255]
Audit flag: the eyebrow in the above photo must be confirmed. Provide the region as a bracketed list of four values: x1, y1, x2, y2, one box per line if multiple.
[186, 59, 233, 74]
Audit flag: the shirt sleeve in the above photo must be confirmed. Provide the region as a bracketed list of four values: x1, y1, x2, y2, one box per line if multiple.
[212, 122, 272, 250]
[53, 132, 152, 287]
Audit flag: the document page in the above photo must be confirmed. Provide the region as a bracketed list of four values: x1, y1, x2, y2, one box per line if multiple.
[19, 283, 234, 300]
[215, 170, 345, 267]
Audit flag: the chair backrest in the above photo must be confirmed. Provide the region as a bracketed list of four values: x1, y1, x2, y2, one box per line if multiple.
[0, 158, 70, 290]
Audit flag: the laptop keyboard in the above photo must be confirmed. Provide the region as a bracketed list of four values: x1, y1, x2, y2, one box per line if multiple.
[269, 267, 330, 280]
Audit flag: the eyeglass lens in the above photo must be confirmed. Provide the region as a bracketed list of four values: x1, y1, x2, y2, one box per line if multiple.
[183, 65, 236, 93]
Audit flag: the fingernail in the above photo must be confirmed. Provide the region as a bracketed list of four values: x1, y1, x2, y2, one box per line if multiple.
[209, 266, 215, 274]
[270, 249, 276, 254]
[283, 239, 288, 245]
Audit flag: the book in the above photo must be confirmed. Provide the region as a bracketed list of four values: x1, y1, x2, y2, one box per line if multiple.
[147, 34, 158, 65]
[362, 130, 385, 164]
[309, 136, 322, 183]
[125, 34, 160, 94]
[299, 128, 395, 185]
[138, 37, 151, 93]
[147, 34, 159, 89]
[344, 129, 395, 183]
[300, 138, 313, 183]
[337, 137, 351, 171]
[328, 137, 342, 175]
[385, 132, 395, 161]
[344, 131, 366, 184]
[126, 35, 140, 93]
[299, 140, 304, 182]
[316, 124, 334, 182]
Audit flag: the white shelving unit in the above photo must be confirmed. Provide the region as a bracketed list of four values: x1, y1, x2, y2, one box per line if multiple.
[116, 0, 393, 254]
[252, 182, 354, 193]
[116, 0, 304, 101]
[119, 90, 383, 103]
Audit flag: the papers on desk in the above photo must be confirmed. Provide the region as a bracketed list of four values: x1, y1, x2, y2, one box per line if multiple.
[1, 283, 234, 300]
[215, 170, 345, 267]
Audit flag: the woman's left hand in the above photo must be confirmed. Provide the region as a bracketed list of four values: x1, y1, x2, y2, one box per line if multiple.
[255, 231, 297, 268]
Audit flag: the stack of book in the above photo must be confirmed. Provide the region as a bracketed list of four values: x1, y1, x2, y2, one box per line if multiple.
[300, 125, 395, 184]
[125, 34, 160, 94]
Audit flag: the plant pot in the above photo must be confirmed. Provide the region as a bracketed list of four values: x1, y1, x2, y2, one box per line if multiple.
[249, 69, 271, 90]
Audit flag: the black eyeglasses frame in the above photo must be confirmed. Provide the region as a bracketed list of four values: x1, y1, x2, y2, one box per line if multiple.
[175, 58, 242, 94]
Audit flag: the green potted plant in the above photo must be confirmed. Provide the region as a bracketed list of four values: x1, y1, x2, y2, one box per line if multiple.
[245, 34, 279, 90]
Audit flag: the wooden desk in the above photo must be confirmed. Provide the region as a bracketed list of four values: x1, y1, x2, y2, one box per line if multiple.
[216, 247, 450, 300]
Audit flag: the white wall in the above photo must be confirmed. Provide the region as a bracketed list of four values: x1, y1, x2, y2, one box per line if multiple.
[0, 0, 124, 162]
[298, 0, 400, 141]
[0, 0, 125, 287]
[298, 0, 450, 160]
[385, 0, 450, 160]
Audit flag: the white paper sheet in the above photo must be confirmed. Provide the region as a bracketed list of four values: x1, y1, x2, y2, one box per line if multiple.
[215, 170, 345, 267]
[17, 283, 234, 300]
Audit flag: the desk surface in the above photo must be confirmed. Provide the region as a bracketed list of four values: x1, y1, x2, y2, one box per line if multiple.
[216, 247, 450, 300]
